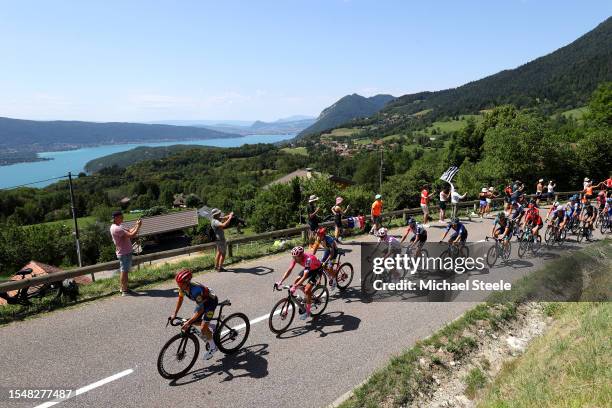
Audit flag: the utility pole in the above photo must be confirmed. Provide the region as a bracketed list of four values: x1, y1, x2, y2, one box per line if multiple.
[67, 172, 89, 279]
[379, 147, 383, 192]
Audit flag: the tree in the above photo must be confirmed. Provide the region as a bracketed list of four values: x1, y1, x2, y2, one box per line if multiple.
[586, 82, 612, 126]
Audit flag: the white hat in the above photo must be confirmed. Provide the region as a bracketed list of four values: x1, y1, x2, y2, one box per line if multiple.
[488, 187, 494, 191]
[308, 194, 319, 203]
[375, 194, 382, 199]
[538, 178, 544, 183]
[481, 188, 488, 193]
[584, 177, 590, 182]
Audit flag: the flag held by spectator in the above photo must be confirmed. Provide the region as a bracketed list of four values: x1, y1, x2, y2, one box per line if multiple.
[440, 166, 459, 183]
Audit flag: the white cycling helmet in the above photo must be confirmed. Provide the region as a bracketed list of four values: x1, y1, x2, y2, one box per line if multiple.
[291, 246, 304, 257]
[375, 227, 388, 237]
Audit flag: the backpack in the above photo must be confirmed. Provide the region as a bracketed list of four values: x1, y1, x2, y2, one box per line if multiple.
[205, 225, 217, 242]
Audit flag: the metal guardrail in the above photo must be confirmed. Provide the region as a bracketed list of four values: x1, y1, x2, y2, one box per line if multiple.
[0, 190, 581, 293]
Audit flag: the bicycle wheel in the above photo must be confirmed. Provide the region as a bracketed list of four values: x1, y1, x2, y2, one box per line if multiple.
[486, 245, 498, 267]
[214, 312, 249, 354]
[559, 227, 567, 243]
[577, 227, 585, 243]
[544, 226, 554, 246]
[269, 298, 295, 334]
[595, 215, 601, 229]
[517, 236, 528, 258]
[502, 241, 512, 261]
[157, 332, 200, 379]
[459, 245, 469, 258]
[335, 263, 354, 291]
[531, 235, 542, 254]
[361, 271, 378, 296]
[570, 219, 580, 235]
[317, 269, 328, 288]
[310, 285, 329, 317]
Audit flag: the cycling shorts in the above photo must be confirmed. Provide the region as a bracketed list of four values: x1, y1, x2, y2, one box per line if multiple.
[410, 232, 427, 244]
[450, 231, 468, 242]
[299, 267, 322, 285]
[194, 294, 218, 322]
[321, 248, 337, 264]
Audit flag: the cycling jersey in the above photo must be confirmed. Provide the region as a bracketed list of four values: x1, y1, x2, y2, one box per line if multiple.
[583, 205, 595, 218]
[178, 282, 217, 320]
[525, 211, 543, 226]
[408, 224, 428, 243]
[446, 222, 467, 235]
[318, 235, 338, 264]
[551, 207, 567, 220]
[290, 253, 322, 272]
[380, 235, 402, 253]
[494, 215, 508, 227]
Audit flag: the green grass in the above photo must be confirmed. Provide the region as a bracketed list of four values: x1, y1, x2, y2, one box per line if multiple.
[560, 106, 589, 120]
[280, 146, 308, 156]
[477, 302, 611, 408]
[465, 367, 488, 399]
[353, 138, 373, 145]
[424, 114, 483, 134]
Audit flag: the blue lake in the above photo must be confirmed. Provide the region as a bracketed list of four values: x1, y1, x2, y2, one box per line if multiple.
[0, 133, 295, 189]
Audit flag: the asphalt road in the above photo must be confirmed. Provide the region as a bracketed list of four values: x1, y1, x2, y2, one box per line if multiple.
[0, 211, 606, 408]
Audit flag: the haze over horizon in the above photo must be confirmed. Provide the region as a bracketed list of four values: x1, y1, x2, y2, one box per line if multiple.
[1, 0, 610, 123]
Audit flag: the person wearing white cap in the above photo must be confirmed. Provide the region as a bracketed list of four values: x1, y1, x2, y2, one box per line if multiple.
[547, 180, 556, 204]
[583, 177, 590, 191]
[536, 178, 544, 205]
[371, 194, 383, 234]
[485, 187, 497, 217]
[306, 194, 320, 243]
[331, 196, 349, 241]
[478, 187, 488, 218]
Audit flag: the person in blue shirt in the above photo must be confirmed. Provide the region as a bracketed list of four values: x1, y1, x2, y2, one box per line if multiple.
[441, 217, 468, 243]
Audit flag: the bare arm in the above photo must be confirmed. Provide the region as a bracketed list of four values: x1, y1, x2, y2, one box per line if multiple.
[220, 213, 234, 229]
[172, 295, 184, 318]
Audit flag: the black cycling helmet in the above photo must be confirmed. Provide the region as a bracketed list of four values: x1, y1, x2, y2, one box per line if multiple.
[407, 217, 416, 226]
[451, 217, 459, 224]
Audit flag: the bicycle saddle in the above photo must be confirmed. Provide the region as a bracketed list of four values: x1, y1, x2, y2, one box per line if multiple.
[16, 268, 33, 276]
[219, 299, 231, 306]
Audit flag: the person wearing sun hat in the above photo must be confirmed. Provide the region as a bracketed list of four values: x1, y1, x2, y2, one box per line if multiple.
[306, 194, 320, 243]
[211, 208, 233, 272]
[331, 196, 349, 241]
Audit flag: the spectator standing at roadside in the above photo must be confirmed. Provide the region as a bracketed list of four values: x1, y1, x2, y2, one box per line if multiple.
[439, 186, 450, 223]
[450, 186, 467, 219]
[211, 208, 233, 272]
[331, 197, 349, 242]
[420, 185, 431, 227]
[110, 210, 142, 296]
[535, 179, 544, 205]
[306, 195, 320, 244]
[547, 180, 556, 203]
[370, 194, 384, 234]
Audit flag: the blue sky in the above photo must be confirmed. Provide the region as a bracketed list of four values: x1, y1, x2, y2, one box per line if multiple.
[0, 0, 610, 122]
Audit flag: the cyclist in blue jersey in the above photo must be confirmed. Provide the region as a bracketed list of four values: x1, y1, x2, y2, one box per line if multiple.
[492, 212, 512, 241]
[171, 268, 219, 360]
[441, 217, 468, 243]
[400, 217, 428, 256]
[550, 202, 569, 231]
[311, 227, 339, 288]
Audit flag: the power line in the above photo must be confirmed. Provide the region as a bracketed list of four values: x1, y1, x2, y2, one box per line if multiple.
[0, 175, 69, 191]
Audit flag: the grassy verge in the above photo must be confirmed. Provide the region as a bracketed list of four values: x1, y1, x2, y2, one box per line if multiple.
[338, 240, 611, 408]
[477, 302, 611, 408]
[0, 237, 301, 325]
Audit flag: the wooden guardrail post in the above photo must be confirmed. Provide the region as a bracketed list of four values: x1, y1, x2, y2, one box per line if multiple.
[227, 242, 233, 258]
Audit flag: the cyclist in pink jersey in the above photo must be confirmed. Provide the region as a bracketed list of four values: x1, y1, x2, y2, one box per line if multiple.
[275, 246, 323, 320]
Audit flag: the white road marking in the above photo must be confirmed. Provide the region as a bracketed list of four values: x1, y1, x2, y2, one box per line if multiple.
[33, 369, 134, 408]
[220, 310, 280, 335]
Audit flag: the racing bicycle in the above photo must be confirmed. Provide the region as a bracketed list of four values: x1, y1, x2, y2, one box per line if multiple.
[157, 299, 250, 379]
[316, 248, 354, 291]
[269, 283, 329, 334]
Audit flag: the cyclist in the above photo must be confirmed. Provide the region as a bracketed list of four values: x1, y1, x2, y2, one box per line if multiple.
[311, 227, 338, 288]
[523, 206, 543, 241]
[596, 190, 607, 220]
[550, 201, 569, 235]
[545, 200, 559, 222]
[441, 217, 468, 244]
[492, 211, 512, 241]
[511, 197, 526, 228]
[275, 246, 323, 320]
[400, 217, 427, 257]
[373, 227, 403, 280]
[171, 268, 219, 360]
[581, 201, 596, 241]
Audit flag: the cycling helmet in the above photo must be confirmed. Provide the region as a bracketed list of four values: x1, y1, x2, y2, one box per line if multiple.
[498, 212, 506, 219]
[175, 268, 192, 285]
[375, 227, 388, 237]
[451, 217, 459, 224]
[317, 227, 327, 238]
[407, 217, 416, 226]
[554, 201, 560, 207]
[291, 246, 304, 257]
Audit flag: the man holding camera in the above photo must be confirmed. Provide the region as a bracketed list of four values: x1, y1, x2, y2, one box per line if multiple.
[110, 210, 142, 296]
[211, 208, 233, 272]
